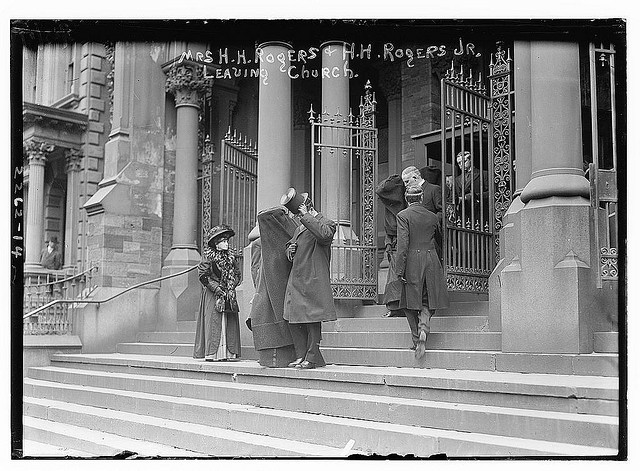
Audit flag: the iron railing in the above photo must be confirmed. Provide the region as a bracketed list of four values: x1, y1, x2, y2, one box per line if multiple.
[23, 266, 98, 335]
[23, 265, 198, 330]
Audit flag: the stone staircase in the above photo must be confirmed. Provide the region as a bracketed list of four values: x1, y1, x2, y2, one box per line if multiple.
[23, 300, 620, 457]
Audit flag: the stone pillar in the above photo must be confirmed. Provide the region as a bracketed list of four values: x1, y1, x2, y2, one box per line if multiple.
[159, 63, 211, 327]
[256, 42, 293, 211]
[320, 41, 350, 223]
[24, 140, 54, 269]
[63, 148, 83, 270]
[500, 41, 594, 353]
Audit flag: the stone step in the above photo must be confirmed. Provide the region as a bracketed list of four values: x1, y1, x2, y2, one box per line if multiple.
[594, 332, 619, 353]
[116, 342, 258, 360]
[25, 366, 618, 449]
[322, 331, 502, 350]
[324, 316, 490, 333]
[23, 375, 616, 457]
[47, 353, 620, 417]
[320, 347, 619, 377]
[22, 439, 94, 458]
[23, 416, 204, 457]
[354, 301, 489, 318]
[23, 395, 348, 457]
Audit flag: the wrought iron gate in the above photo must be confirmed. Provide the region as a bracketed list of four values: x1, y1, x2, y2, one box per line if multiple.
[200, 129, 258, 254]
[588, 42, 619, 287]
[440, 46, 514, 293]
[309, 81, 378, 301]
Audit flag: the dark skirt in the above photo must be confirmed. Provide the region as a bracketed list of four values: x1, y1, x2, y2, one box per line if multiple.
[193, 287, 241, 359]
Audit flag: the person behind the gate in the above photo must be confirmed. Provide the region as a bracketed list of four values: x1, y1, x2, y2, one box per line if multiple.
[395, 184, 450, 360]
[280, 187, 337, 370]
[193, 225, 242, 362]
[448, 150, 489, 227]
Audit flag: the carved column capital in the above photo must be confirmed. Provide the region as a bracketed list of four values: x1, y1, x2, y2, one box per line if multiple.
[24, 139, 55, 166]
[64, 148, 84, 173]
[165, 64, 212, 108]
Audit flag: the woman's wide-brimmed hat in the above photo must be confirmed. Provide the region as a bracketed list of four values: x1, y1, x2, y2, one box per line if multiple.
[207, 224, 235, 248]
[280, 187, 309, 214]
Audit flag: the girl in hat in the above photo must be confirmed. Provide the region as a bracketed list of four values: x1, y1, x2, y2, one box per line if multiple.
[193, 225, 242, 361]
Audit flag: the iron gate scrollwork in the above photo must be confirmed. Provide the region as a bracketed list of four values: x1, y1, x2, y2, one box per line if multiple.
[440, 46, 514, 293]
[309, 81, 378, 301]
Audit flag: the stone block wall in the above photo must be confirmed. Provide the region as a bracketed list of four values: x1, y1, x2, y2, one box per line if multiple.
[77, 43, 111, 268]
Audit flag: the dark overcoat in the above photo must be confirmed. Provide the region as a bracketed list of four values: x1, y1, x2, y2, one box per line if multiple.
[283, 213, 337, 324]
[193, 253, 242, 358]
[421, 179, 443, 218]
[395, 204, 449, 311]
[250, 207, 298, 352]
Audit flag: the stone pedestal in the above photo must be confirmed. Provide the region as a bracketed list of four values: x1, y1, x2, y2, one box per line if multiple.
[158, 247, 201, 328]
[501, 197, 594, 353]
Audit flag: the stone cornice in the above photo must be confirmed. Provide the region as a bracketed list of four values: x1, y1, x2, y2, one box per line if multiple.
[23, 102, 88, 132]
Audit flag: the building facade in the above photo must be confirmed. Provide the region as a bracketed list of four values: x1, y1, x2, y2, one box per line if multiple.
[18, 20, 623, 359]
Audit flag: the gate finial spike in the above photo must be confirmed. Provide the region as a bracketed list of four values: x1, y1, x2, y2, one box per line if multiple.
[225, 126, 231, 139]
[308, 103, 315, 123]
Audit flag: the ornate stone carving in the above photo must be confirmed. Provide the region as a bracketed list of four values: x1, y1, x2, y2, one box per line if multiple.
[165, 64, 212, 107]
[64, 148, 83, 173]
[24, 139, 55, 165]
[104, 41, 115, 126]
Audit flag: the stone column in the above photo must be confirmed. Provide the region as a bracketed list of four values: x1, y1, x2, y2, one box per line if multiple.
[320, 41, 350, 223]
[24, 140, 54, 270]
[256, 41, 292, 211]
[159, 63, 211, 327]
[63, 148, 83, 270]
[500, 41, 594, 353]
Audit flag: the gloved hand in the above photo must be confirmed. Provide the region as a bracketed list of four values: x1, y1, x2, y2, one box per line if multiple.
[286, 243, 297, 262]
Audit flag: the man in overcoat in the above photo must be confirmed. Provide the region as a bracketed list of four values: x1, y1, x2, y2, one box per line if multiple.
[401, 166, 442, 218]
[375, 173, 406, 317]
[40, 236, 62, 270]
[402, 166, 444, 260]
[281, 189, 337, 369]
[450, 150, 489, 228]
[395, 185, 450, 360]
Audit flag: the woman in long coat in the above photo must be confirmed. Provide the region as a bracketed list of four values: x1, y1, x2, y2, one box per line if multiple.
[193, 225, 242, 361]
[281, 189, 337, 369]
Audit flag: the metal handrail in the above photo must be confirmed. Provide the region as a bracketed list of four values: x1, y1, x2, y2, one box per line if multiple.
[25, 265, 97, 287]
[23, 264, 198, 319]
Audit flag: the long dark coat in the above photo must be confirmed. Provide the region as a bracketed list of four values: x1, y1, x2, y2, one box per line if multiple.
[193, 253, 242, 358]
[250, 207, 298, 352]
[421, 179, 443, 218]
[395, 204, 450, 311]
[283, 213, 337, 324]
[376, 174, 407, 310]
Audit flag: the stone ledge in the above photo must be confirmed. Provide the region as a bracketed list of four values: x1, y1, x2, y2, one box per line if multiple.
[24, 335, 83, 349]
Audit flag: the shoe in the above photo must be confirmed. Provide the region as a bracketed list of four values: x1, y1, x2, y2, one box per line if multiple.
[296, 360, 316, 369]
[288, 358, 303, 368]
[410, 345, 416, 351]
[415, 330, 426, 359]
[382, 311, 392, 318]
